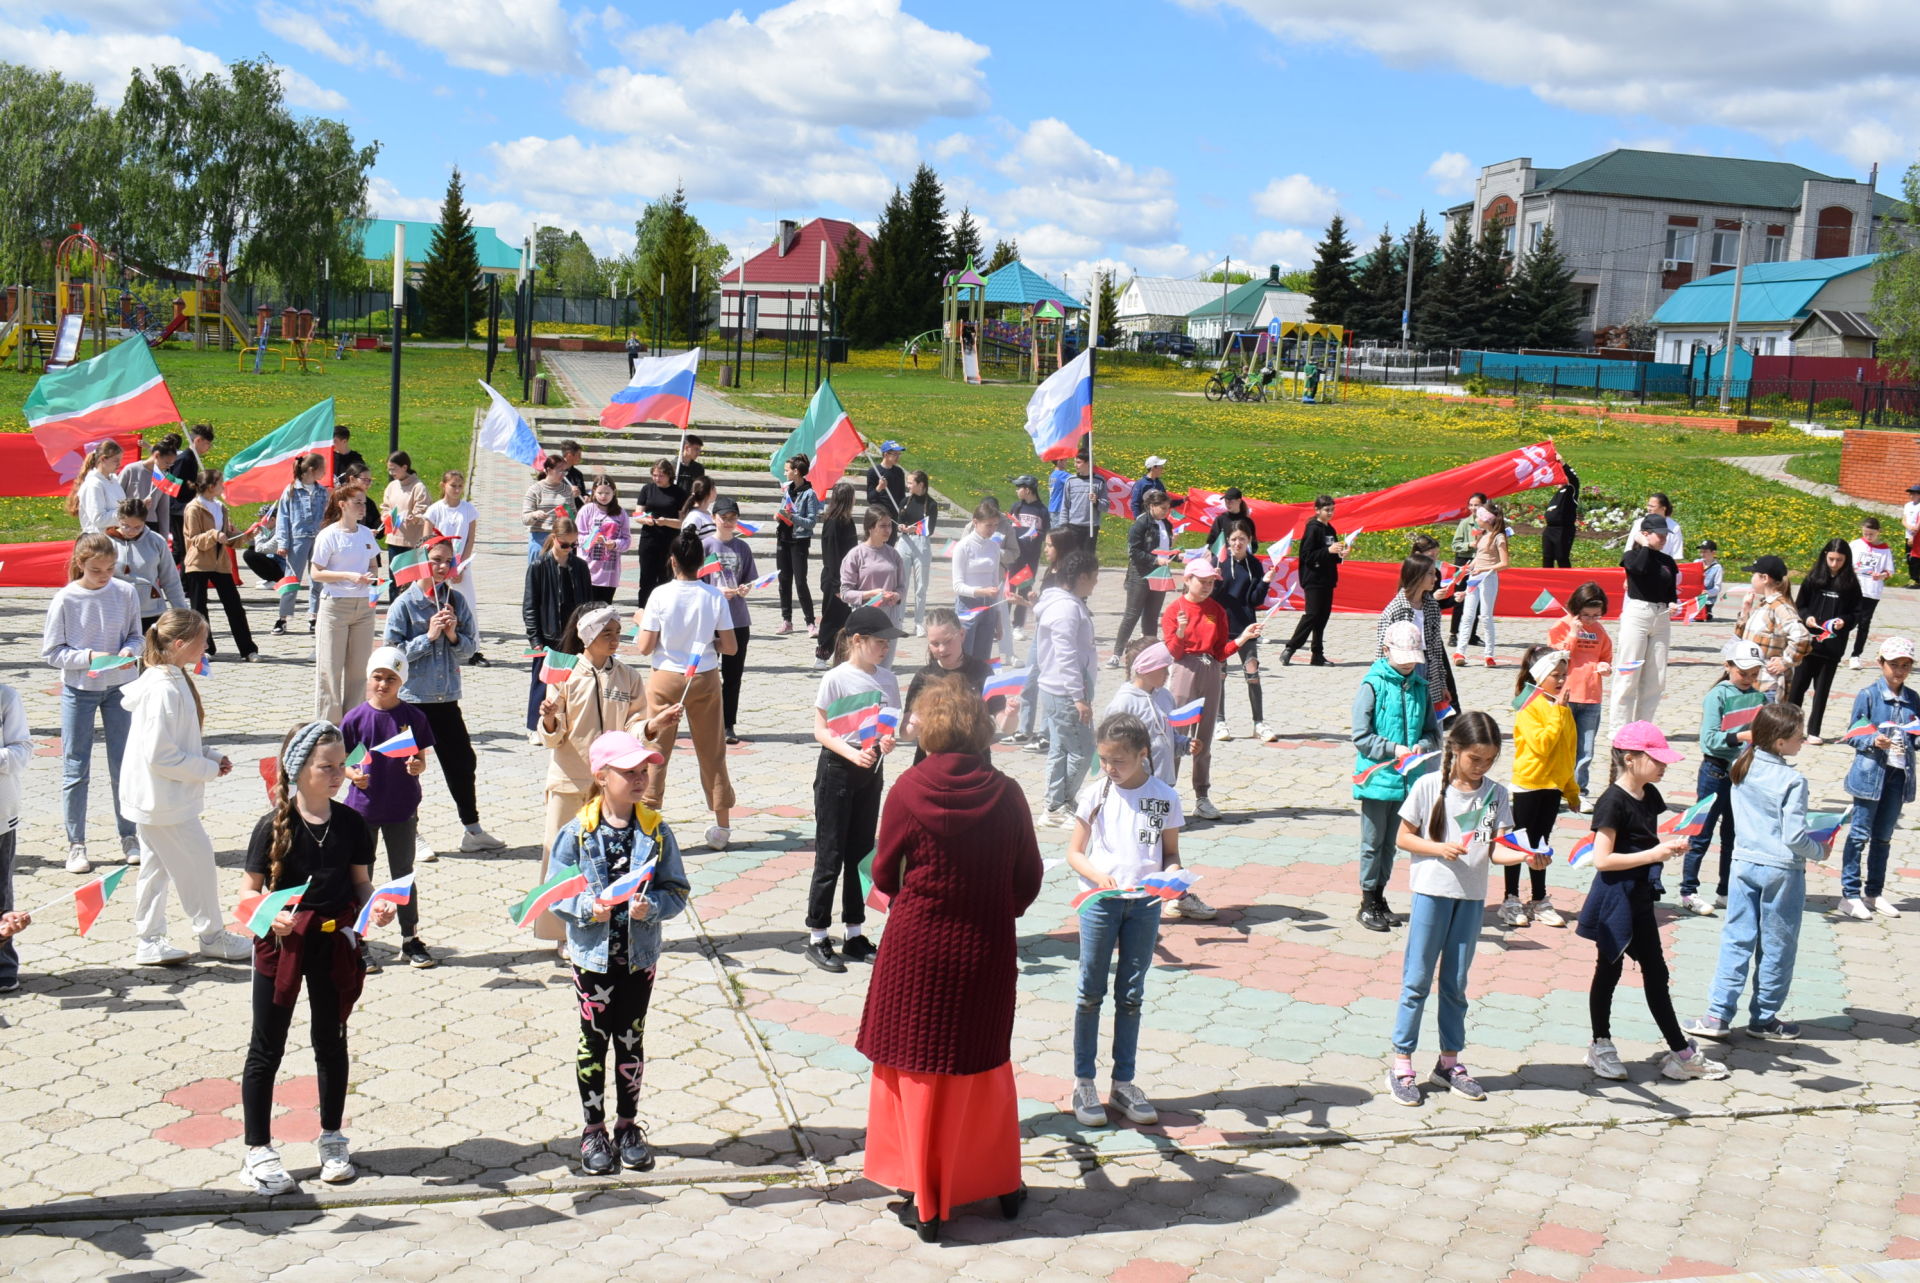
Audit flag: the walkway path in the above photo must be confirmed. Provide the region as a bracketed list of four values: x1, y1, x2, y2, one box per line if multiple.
[1717, 453, 1901, 521]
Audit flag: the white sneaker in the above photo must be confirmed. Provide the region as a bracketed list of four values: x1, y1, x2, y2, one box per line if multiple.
[1838, 897, 1875, 921]
[1256, 722, 1279, 743]
[133, 939, 191, 966]
[914, 623, 925, 636]
[459, 827, 506, 852]
[317, 1130, 355, 1183]
[122, 834, 143, 864]
[1109, 1080, 1159, 1125]
[1193, 798, 1223, 821]
[1586, 1039, 1629, 1081]
[1679, 893, 1717, 917]
[65, 844, 92, 874]
[1849, 657, 1863, 669]
[1527, 899, 1565, 928]
[1216, 721, 1235, 741]
[1070, 1079, 1108, 1127]
[1867, 896, 1903, 918]
[1714, 893, 1727, 909]
[1163, 892, 1218, 921]
[705, 825, 731, 851]
[418, 843, 438, 862]
[1660, 1041, 1730, 1081]
[1013, 627, 1027, 641]
[810, 657, 829, 671]
[242, 1145, 297, 1195]
[199, 930, 253, 961]
[1497, 896, 1531, 927]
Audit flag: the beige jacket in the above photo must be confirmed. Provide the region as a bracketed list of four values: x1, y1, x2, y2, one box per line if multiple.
[382, 474, 432, 548]
[181, 498, 249, 576]
[1735, 590, 1812, 688]
[536, 657, 652, 794]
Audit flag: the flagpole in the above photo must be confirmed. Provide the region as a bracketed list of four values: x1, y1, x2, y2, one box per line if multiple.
[1085, 342, 1096, 546]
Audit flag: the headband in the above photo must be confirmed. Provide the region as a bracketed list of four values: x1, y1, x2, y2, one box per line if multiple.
[282, 720, 337, 781]
[1529, 650, 1569, 684]
[577, 605, 620, 643]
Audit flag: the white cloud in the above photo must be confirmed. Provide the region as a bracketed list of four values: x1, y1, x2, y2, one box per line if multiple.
[258, 3, 404, 73]
[367, 176, 631, 257]
[931, 132, 977, 161]
[281, 67, 349, 112]
[1123, 243, 1214, 276]
[1200, 0, 1920, 167]
[991, 119, 1180, 244]
[1239, 229, 1317, 269]
[0, 20, 224, 102]
[1251, 173, 1338, 224]
[352, 0, 575, 75]
[1425, 151, 1475, 197]
[0, 0, 173, 34]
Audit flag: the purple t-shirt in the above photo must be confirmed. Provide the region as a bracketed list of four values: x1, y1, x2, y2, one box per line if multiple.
[702, 533, 757, 630]
[340, 699, 436, 826]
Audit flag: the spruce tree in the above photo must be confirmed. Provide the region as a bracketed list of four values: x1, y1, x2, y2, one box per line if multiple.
[1403, 212, 1442, 346]
[1416, 215, 1477, 350]
[986, 238, 1019, 272]
[898, 164, 950, 337]
[419, 166, 483, 339]
[949, 206, 983, 273]
[1471, 216, 1518, 350]
[1097, 271, 1121, 345]
[844, 186, 907, 346]
[1305, 213, 1358, 325]
[1507, 225, 1583, 349]
[1349, 227, 1400, 342]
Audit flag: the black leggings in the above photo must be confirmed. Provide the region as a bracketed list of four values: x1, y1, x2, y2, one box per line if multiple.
[1850, 597, 1882, 658]
[417, 700, 479, 826]
[1504, 788, 1558, 900]
[816, 597, 851, 662]
[1218, 645, 1265, 726]
[636, 543, 672, 609]
[184, 570, 258, 657]
[721, 626, 750, 732]
[1114, 571, 1165, 655]
[808, 751, 884, 930]
[778, 539, 814, 624]
[242, 951, 349, 1147]
[1788, 649, 1842, 737]
[573, 962, 654, 1126]
[1284, 584, 1334, 659]
[1589, 898, 1686, 1051]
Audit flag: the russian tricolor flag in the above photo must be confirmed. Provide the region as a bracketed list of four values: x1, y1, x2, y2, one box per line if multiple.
[1022, 349, 1093, 462]
[602, 349, 700, 431]
[371, 727, 420, 758]
[983, 667, 1028, 702]
[1168, 697, 1207, 729]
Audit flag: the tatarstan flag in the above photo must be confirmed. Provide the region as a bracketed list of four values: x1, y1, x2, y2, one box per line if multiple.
[24, 339, 182, 476]
[222, 399, 335, 503]
[510, 868, 588, 929]
[233, 881, 311, 937]
[823, 689, 883, 739]
[390, 545, 433, 587]
[769, 379, 864, 493]
[73, 866, 132, 936]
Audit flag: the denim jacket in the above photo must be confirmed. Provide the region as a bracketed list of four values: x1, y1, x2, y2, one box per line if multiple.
[1729, 750, 1824, 870]
[385, 583, 477, 704]
[275, 481, 329, 550]
[549, 800, 690, 974]
[1841, 678, 1920, 804]
[781, 482, 821, 540]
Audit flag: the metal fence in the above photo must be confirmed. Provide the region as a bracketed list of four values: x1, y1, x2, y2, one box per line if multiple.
[1455, 361, 1920, 428]
[196, 285, 643, 334]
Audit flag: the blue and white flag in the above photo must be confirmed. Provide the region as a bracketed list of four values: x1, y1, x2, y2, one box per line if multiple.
[477, 381, 546, 469]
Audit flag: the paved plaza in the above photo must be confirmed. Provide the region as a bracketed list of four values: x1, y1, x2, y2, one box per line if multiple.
[3, 369, 1919, 1279]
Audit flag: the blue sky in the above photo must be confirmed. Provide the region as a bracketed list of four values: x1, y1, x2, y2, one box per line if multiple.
[7, 0, 1917, 294]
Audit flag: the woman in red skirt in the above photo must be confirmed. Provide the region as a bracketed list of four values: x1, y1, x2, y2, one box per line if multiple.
[856, 674, 1044, 1241]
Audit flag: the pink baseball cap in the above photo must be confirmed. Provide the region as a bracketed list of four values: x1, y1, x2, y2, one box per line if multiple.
[1132, 642, 1174, 674]
[1183, 556, 1221, 579]
[589, 730, 663, 773]
[1611, 721, 1684, 763]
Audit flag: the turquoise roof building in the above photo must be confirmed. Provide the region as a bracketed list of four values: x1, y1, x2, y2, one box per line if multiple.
[982, 261, 1081, 309]
[357, 218, 524, 276]
[1650, 253, 1882, 364]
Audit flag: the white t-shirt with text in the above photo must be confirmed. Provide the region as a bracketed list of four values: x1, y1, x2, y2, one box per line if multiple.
[1074, 773, 1184, 893]
[1397, 772, 1512, 902]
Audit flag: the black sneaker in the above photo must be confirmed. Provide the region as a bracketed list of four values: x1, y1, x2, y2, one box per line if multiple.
[271, 620, 287, 636]
[613, 1121, 654, 1171]
[841, 935, 877, 962]
[469, 653, 492, 668]
[580, 1128, 616, 1175]
[803, 939, 847, 973]
[362, 950, 383, 975]
[400, 938, 437, 969]
[1358, 896, 1393, 933]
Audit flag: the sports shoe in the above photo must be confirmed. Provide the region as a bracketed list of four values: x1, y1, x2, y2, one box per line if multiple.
[803, 938, 846, 973]
[913, 623, 924, 636]
[134, 939, 191, 966]
[362, 949, 382, 975]
[1660, 1041, 1729, 1080]
[1042, 807, 1074, 829]
[317, 1129, 354, 1183]
[1679, 893, 1717, 917]
[1837, 897, 1874, 921]
[242, 1145, 297, 1195]
[1431, 1061, 1487, 1100]
[1451, 651, 1466, 666]
[1357, 895, 1393, 933]
[1013, 627, 1027, 642]
[1714, 893, 1727, 909]
[199, 930, 252, 961]
[1216, 721, 1235, 741]
[1497, 896, 1530, 927]
[1193, 797, 1223, 821]
[1104, 655, 1121, 669]
[400, 938, 437, 968]
[459, 827, 507, 851]
[271, 619, 288, 636]
[1003, 732, 1030, 745]
[418, 843, 437, 862]
[775, 620, 793, 636]
[1868, 896, 1903, 918]
[1850, 656, 1863, 669]
[725, 729, 741, 745]
[122, 834, 142, 864]
[1070, 1079, 1107, 1127]
[1109, 1080, 1159, 1125]
[613, 1121, 654, 1171]
[1483, 657, 1497, 667]
[1586, 1039, 1629, 1081]
[1527, 899, 1565, 928]
[1683, 1014, 1732, 1041]
[1256, 722, 1279, 743]
[840, 935, 877, 962]
[1805, 735, 1825, 747]
[1384, 1068, 1422, 1107]
[580, 1128, 617, 1176]
[1163, 892, 1217, 921]
[470, 653, 491, 668]
[807, 622, 819, 638]
[1746, 1017, 1801, 1039]
[1023, 738, 1048, 754]
[705, 825, 730, 851]
[65, 844, 91, 874]
[810, 657, 829, 670]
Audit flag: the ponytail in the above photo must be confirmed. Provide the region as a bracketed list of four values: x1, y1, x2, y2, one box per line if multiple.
[1731, 702, 1804, 786]
[64, 441, 124, 515]
[67, 533, 114, 581]
[142, 609, 210, 727]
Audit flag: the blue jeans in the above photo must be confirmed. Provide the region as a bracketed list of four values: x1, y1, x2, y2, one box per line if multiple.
[1073, 894, 1162, 1081]
[1705, 861, 1804, 1026]
[1570, 701, 1601, 794]
[960, 597, 1000, 662]
[899, 533, 931, 628]
[1391, 892, 1481, 1054]
[1041, 690, 1093, 812]
[1841, 776, 1904, 899]
[1017, 632, 1041, 736]
[1681, 758, 1734, 899]
[61, 684, 135, 846]
[528, 532, 546, 563]
[280, 536, 315, 620]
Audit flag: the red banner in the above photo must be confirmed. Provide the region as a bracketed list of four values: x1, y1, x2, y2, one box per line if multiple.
[1270, 559, 1705, 620]
[0, 540, 78, 587]
[0, 433, 143, 498]
[1188, 441, 1566, 542]
[1093, 466, 1135, 520]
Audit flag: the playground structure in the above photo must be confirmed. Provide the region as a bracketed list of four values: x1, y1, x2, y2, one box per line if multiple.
[940, 258, 986, 383]
[177, 256, 251, 351]
[237, 304, 324, 374]
[930, 258, 1083, 384]
[0, 229, 111, 371]
[1215, 320, 1348, 403]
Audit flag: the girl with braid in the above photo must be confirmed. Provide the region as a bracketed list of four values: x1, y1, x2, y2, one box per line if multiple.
[238, 722, 390, 1195]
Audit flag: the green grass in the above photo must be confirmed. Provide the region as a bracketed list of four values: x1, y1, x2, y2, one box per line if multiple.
[0, 344, 569, 543]
[1785, 451, 1841, 487]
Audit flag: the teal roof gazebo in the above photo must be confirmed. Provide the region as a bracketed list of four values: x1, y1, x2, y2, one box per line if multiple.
[983, 261, 1081, 310]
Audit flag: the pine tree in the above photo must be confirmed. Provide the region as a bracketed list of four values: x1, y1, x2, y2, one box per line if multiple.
[828, 229, 867, 343]
[1349, 227, 1400, 343]
[1306, 213, 1358, 325]
[896, 164, 950, 337]
[1507, 225, 1583, 349]
[418, 167, 483, 339]
[1471, 216, 1518, 350]
[1403, 212, 1442, 346]
[949, 206, 983, 273]
[1416, 215, 1477, 350]
[844, 186, 907, 346]
[1097, 271, 1121, 345]
[986, 238, 1019, 272]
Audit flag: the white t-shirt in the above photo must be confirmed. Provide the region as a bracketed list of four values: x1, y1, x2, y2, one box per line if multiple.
[1904, 500, 1920, 540]
[814, 661, 901, 747]
[310, 524, 381, 597]
[1073, 773, 1183, 893]
[683, 509, 716, 541]
[1627, 515, 1685, 561]
[1852, 538, 1894, 602]
[202, 498, 225, 531]
[642, 579, 728, 672]
[427, 500, 478, 554]
[1397, 772, 1512, 902]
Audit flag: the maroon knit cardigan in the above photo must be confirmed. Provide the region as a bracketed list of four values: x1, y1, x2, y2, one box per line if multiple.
[855, 752, 1043, 1076]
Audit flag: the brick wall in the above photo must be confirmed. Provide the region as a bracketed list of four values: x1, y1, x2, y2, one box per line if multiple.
[1840, 430, 1920, 504]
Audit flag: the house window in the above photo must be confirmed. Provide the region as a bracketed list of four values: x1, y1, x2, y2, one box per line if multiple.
[1664, 226, 1696, 264]
[1763, 233, 1785, 262]
[1711, 230, 1741, 270]
[1760, 337, 1777, 356]
[1527, 221, 1544, 252]
[1578, 285, 1596, 317]
[1502, 223, 1516, 256]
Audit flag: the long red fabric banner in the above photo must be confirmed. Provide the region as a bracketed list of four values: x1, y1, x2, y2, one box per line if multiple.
[0, 540, 77, 587]
[0, 432, 143, 498]
[1290, 559, 1705, 620]
[1187, 441, 1566, 542]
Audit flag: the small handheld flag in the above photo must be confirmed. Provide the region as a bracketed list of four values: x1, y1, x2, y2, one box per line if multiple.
[353, 873, 415, 935]
[234, 882, 311, 937]
[823, 690, 884, 740]
[857, 849, 892, 914]
[1005, 564, 1034, 590]
[1660, 795, 1717, 836]
[905, 517, 930, 536]
[73, 866, 131, 936]
[151, 470, 182, 499]
[1613, 659, 1645, 674]
[1496, 832, 1551, 861]
[1566, 837, 1596, 867]
[275, 575, 300, 598]
[390, 545, 433, 587]
[1530, 589, 1558, 615]
[734, 520, 760, 536]
[747, 570, 780, 591]
[370, 727, 420, 758]
[1511, 684, 1547, 713]
[510, 868, 589, 929]
[595, 857, 659, 907]
[1813, 616, 1845, 642]
[1720, 705, 1761, 732]
[695, 552, 725, 578]
[1841, 721, 1880, 742]
[982, 668, 1028, 703]
[1806, 810, 1849, 847]
[257, 757, 278, 802]
[854, 704, 883, 747]
[1395, 749, 1440, 776]
[1071, 886, 1125, 911]
[1167, 697, 1207, 729]
[194, 655, 211, 677]
[957, 604, 991, 624]
[87, 654, 136, 675]
[1138, 869, 1199, 900]
[876, 706, 902, 734]
[345, 744, 369, 769]
[681, 644, 705, 679]
[540, 649, 580, 685]
[1433, 697, 1456, 722]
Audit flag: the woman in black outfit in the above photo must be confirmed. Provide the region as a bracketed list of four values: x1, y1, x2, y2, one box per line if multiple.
[1281, 494, 1346, 666]
[813, 483, 858, 666]
[522, 515, 593, 730]
[633, 459, 686, 610]
[1788, 538, 1862, 742]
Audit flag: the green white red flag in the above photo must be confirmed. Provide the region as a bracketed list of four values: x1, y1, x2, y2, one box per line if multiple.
[73, 866, 132, 935]
[23, 339, 182, 477]
[223, 399, 335, 503]
[510, 868, 588, 928]
[233, 881, 311, 937]
[769, 380, 864, 493]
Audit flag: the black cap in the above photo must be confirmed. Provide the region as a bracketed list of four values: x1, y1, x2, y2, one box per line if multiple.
[1222, 487, 1243, 501]
[712, 497, 740, 517]
[1698, 538, 1717, 551]
[1908, 483, 1920, 494]
[843, 606, 906, 639]
[1012, 474, 1038, 490]
[1638, 514, 1671, 535]
[1744, 554, 1789, 579]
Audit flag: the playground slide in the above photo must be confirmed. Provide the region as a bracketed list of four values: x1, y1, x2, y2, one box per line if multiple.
[49, 314, 82, 367]
[0, 318, 15, 360]
[962, 346, 981, 385]
[151, 314, 187, 347]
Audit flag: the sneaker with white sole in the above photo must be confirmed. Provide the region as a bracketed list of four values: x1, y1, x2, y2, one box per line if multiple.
[1163, 892, 1217, 921]
[317, 1130, 355, 1183]
[1746, 1017, 1801, 1038]
[1837, 897, 1875, 921]
[242, 1145, 297, 1195]
[1193, 798, 1222, 821]
[1108, 1080, 1159, 1125]
[1023, 738, 1048, 754]
[1384, 1068, 1422, 1106]
[775, 620, 794, 636]
[134, 939, 191, 966]
[810, 657, 829, 670]
[1867, 896, 1903, 918]
[418, 843, 438, 862]
[1526, 899, 1565, 928]
[1255, 722, 1279, 743]
[1849, 656, 1863, 669]
[1496, 896, 1530, 927]
[1586, 1039, 1629, 1081]
[1683, 1014, 1732, 1040]
[459, 827, 506, 852]
[199, 930, 253, 961]
[1714, 893, 1727, 909]
[1660, 1041, 1729, 1081]
[1070, 1079, 1107, 1127]
[1041, 807, 1074, 830]
[705, 825, 731, 850]
[1431, 1062, 1487, 1100]
[122, 835, 142, 864]
[65, 844, 92, 874]
[1679, 893, 1717, 916]
[1013, 627, 1027, 642]
[1216, 721, 1235, 741]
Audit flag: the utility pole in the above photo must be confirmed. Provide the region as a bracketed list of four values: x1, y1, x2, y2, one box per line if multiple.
[1401, 213, 1422, 351]
[1717, 220, 1748, 410]
[1218, 257, 1230, 361]
[388, 225, 404, 455]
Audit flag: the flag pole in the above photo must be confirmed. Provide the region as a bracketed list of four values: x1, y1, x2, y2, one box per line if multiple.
[1085, 340, 1096, 546]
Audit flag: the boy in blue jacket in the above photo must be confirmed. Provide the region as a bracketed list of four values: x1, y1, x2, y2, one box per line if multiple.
[1835, 636, 1920, 920]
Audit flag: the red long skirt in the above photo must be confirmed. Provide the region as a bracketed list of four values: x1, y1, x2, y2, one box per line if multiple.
[864, 1061, 1021, 1223]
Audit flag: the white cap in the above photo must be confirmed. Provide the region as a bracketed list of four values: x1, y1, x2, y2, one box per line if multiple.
[1880, 636, 1916, 662]
[367, 645, 408, 683]
[1382, 620, 1424, 666]
[1722, 639, 1765, 670]
[1144, 455, 1168, 469]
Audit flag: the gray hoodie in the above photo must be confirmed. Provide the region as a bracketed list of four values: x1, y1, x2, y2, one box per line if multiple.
[111, 527, 187, 617]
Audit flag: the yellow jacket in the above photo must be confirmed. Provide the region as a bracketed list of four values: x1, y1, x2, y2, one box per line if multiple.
[1512, 695, 1580, 807]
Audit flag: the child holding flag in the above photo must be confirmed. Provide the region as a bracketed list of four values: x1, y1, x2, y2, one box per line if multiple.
[240, 721, 390, 1194]
[1577, 722, 1727, 1082]
[108, 497, 187, 634]
[1212, 527, 1276, 743]
[1546, 583, 1612, 794]
[1162, 556, 1263, 822]
[1103, 640, 1214, 921]
[1352, 620, 1442, 932]
[1501, 647, 1579, 929]
[1834, 636, 1920, 920]
[181, 469, 261, 661]
[549, 729, 690, 1176]
[706, 498, 760, 744]
[805, 606, 904, 973]
[271, 452, 329, 636]
[636, 531, 737, 850]
[576, 474, 631, 605]
[1384, 711, 1523, 1107]
[340, 647, 437, 970]
[1680, 640, 1771, 915]
[1686, 703, 1823, 1041]
[1065, 712, 1184, 1129]
[425, 470, 488, 667]
[1036, 549, 1103, 827]
[840, 507, 907, 662]
[775, 454, 821, 638]
[951, 501, 1008, 662]
[898, 470, 940, 634]
[119, 609, 250, 966]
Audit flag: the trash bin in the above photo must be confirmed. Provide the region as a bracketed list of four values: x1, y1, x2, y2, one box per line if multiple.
[531, 375, 548, 405]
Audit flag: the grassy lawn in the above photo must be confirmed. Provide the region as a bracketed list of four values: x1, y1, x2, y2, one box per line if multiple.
[0, 344, 568, 543]
[1785, 450, 1841, 487]
[725, 361, 1860, 571]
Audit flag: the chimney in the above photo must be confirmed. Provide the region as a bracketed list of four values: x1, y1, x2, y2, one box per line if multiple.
[777, 219, 799, 257]
[1268, 264, 1280, 284]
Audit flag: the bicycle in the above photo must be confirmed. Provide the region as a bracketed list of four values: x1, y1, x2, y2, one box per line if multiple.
[1204, 372, 1228, 402]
